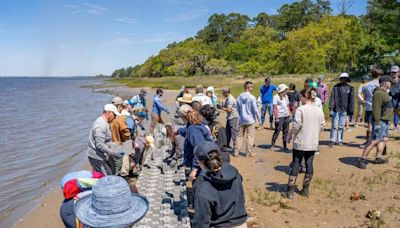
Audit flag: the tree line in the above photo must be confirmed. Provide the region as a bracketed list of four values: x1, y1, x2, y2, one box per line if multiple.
[112, 0, 400, 78]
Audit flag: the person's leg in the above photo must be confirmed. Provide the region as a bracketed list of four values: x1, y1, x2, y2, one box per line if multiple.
[394, 114, 399, 128]
[150, 112, 159, 134]
[302, 151, 315, 197]
[247, 124, 256, 156]
[329, 112, 339, 145]
[268, 103, 274, 129]
[234, 125, 244, 156]
[260, 104, 267, 126]
[359, 122, 379, 169]
[282, 117, 290, 149]
[226, 119, 232, 148]
[288, 149, 304, 199]
[337, 112, 347, 144]
[271, 118, 283, 149]
[231, 117, 239, 148]
[88, 157, 113, 176]
[356, 103, 363, 127]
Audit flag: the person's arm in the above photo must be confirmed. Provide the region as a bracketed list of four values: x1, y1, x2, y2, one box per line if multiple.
[236, 99, 242, 118]
[251, 97, 260, 122]
[329, 87, 335, 111]
[93, 126, 115, 156]
[273, 105, 278, 120]
[177, 127, 187, 137]
[192, 195, 212, 228]
[290, 108, 303, 135]
[348, 87, 355, 114]
[358, 86, 365, 103]
[372, 92, 382, 123]
[155, 97, 169, 113]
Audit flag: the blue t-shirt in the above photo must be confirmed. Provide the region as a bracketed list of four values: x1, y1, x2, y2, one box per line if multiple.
[260, 84, 277, 104]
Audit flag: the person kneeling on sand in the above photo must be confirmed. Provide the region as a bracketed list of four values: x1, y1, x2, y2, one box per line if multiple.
[192, 141, 247, 228]
[87, 104, 125, 176]
[286, 88, 325, 199]
[75, 175, 147, 228]
[358, 75, 394, 169]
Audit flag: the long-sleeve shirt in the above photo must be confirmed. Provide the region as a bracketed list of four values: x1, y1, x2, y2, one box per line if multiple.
[110, 115, 131, 143]
[373, 87, 394, 123]
[362, 79, 380, 112]
[236, 91, 260, 125]
[130, 95, 146, 110]
[151, 94, 169, 115]
[87, 116, 114, 161]
[329, 83, 355, 114]
[291, 104, 325, 151]
[318, 82, 329, 104]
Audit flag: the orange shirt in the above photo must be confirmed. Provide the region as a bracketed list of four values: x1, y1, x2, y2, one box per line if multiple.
[110, 115, 131, 143]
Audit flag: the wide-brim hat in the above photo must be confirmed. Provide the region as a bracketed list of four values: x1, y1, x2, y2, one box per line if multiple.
[177, 93, 193, 104]
[339, 72, 351, 82]
[75, 176, 149, 228]
[277, 84, 288, 93]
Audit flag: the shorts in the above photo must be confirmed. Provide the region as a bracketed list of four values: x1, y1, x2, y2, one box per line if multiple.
[372, 120, 389, 141]
[365, 111, 373, 124]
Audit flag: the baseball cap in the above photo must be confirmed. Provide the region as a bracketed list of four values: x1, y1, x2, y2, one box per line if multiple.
[139, 89, 147, 96]
[362, 75, 370, 81]
[308, 82, 319, 89]
[104, 104, 120, 116]
[111, 96, 123, 105]
[379, 75, 393, 84]
[194, 141, 220, 161]
[178, 104, 192, 116]
[390, 65, 399, 73]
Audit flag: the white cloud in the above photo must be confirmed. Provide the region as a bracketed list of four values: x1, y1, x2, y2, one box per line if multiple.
[114, 18, 138, 25]
[62, 3, 108, 16]
[166, 7, 208, 22]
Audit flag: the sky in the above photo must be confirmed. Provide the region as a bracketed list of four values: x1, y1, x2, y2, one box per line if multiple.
[0, 0, 368, 76]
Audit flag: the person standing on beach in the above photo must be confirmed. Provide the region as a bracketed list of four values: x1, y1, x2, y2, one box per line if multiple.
[355, 75, 369, 128]
[110, 97, 131, 143]
[328, 73, 355, 147]
[192, 85, 212, 106]
[218, 88, 239, 150]
[286, 88, 325, 199]
[130, 88, 148, 113]
[271, 84, 291, 151]
[150, 88, 170, 134]
[360, 68, 383, 148]
[87, 104, 125, 175]
[317, 75, 329, 106]
[258, 77, 277, 130]
[358, 75, 394, 169]
[235, 81, 260, 157]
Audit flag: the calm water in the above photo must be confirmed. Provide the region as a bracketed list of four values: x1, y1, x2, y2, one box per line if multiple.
[0, 78, 111, 226]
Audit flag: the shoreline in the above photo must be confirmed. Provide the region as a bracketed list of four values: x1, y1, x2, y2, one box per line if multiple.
[13, 81, 177, 228]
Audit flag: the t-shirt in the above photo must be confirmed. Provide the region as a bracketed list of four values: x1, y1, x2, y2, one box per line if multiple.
[260, 84, 277, 104]
[273, 94, 290, 118]
[362, 79, 380, 111]
[287, 91, 300, 105]
[223, 94, 239, 120]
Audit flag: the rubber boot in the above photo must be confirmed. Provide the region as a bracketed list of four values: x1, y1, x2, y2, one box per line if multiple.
[301, 174, 313, 197]
[287, 175, 297, 199]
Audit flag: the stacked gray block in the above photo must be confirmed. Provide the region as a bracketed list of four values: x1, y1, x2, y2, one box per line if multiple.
[133, 124, 191, 228]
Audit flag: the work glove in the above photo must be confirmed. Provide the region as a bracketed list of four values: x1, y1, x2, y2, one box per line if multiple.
[114, 151, 125, 158]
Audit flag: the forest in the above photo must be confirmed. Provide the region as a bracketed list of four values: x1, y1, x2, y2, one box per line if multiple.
[111, 0, 400, 78]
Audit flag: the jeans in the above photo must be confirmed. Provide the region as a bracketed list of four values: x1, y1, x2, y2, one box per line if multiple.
[330, 112, 347, 143]
[272, 116, 290, 148]
[226, 117, 239, 147]
[261, 103, 273, 124]
[289, 149, 315, 176]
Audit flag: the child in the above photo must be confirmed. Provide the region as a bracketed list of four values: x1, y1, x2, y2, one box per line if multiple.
[164, 124, 185, 167]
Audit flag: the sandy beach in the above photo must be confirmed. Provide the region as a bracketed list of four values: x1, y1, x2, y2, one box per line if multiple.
[14, 83, 400, 227]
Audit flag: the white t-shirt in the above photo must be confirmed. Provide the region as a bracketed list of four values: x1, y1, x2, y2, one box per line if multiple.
[273, 94, 290, 118]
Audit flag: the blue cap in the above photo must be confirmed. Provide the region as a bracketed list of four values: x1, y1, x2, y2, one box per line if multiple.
[137, 111, 147, 118]
[194, 141, 220, 161]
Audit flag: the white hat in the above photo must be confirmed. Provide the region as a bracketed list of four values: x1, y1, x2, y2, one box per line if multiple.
[277, 84, 288, 93]
[391, 65, 400, 73]
[339, 72, 349, 78]
[104, 104, 120, 116]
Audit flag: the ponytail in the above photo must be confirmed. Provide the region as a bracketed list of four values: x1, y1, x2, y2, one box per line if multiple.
[300, 88, 317, 102]
[187, 110, 203, 125]
[204, 151, 222, 172]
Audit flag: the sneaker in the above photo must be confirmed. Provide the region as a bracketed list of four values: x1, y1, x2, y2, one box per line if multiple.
[355, 123, 359, 128]
[345, 128, 351, 132]
[271, 146, 279, 151]
[329, 142, 335, 148]
[315, 151, 320, 155]
[359, 143, 366, 149]
[358, 158, 367, 169]
[282, 147, 289, 152]
[373, 157, 388, 164]
[232, 151, 240, 157]
[337, 142, 344, 146]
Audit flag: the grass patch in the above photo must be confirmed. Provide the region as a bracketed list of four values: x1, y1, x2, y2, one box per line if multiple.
[249, 188, 280, 207]
[313, 177, 341, 199]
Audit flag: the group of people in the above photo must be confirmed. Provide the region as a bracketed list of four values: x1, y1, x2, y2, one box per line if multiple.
[61, 66, 399, 227]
